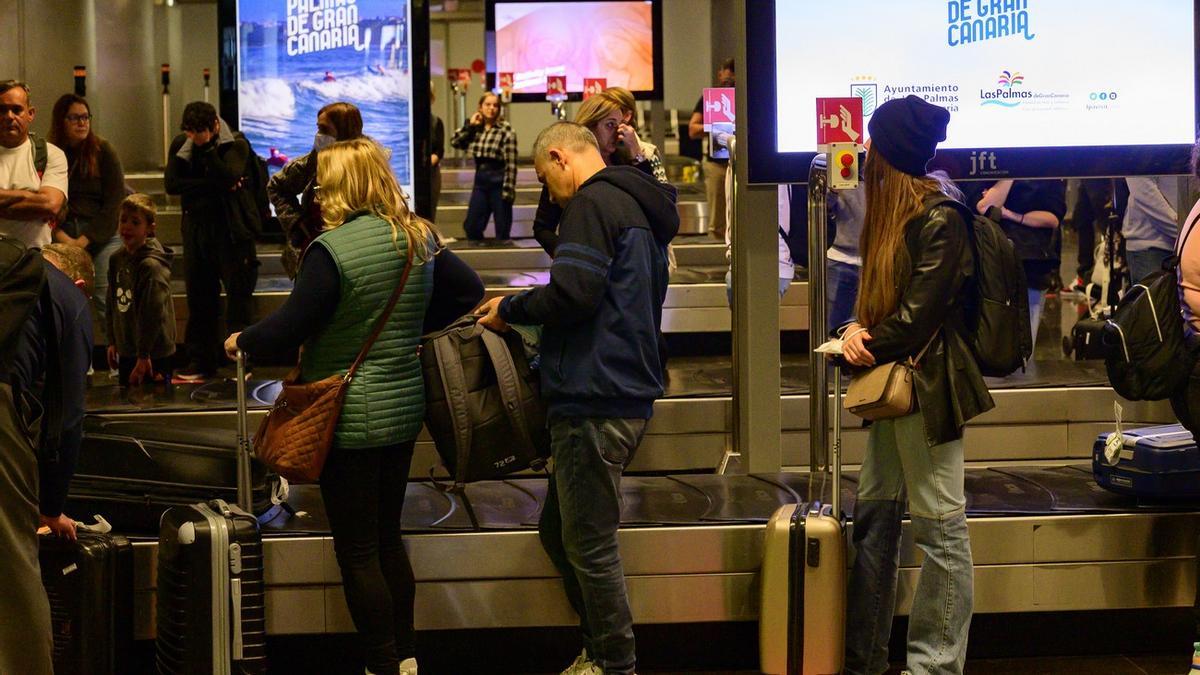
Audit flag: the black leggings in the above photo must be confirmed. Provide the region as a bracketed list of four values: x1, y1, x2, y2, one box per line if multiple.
[320, 441, 416, 673]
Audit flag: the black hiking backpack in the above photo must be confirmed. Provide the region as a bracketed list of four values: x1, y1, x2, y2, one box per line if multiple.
[927, 197, 1033, 378]
[1103, 213, 1200, 401]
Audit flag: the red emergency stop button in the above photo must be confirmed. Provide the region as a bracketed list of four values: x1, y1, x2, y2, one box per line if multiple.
[840, 153, 854, 166]
[841, 167, 852, 178]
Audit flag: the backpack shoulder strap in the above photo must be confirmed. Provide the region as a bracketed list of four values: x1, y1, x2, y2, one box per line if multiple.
[31, 134, 48, 178]
[479, 328, 536, 456]
[432, 333, 473, 487]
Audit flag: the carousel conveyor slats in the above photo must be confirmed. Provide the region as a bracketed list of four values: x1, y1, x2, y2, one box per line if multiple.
[81, 358, 1195, 638]
[117, 471, 1200, 639]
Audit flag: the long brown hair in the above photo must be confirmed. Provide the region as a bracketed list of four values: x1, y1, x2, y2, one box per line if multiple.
[317, 101, 364, 141]
[855, 150, 961, 328]
[49, 94, 101, 179]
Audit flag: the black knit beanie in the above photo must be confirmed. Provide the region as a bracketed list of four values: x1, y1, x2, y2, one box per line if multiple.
[866, 95, 950, 176]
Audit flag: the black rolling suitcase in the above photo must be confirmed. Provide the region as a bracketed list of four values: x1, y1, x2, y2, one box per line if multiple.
[38, 519, 134, 675]
[155, 353, 267, 674]
[67, 415, 273, 534]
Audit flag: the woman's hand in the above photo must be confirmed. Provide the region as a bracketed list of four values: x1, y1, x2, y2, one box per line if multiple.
[843, 327, 876, 367]
[617, 124, 642, 160]
[469, 111, 484, 127]
[224, 332, 242, 361]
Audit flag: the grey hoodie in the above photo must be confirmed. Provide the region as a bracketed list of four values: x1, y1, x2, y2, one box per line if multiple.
[106, 237, 177, 359]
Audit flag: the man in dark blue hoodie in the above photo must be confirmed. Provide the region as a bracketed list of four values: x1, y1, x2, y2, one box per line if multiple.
[479, 122, 678, 675]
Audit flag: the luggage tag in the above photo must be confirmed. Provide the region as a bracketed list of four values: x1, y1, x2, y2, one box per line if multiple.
[1103, 401, 1125, 465]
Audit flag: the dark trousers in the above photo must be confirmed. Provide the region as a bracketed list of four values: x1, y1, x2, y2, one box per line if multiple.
[463, 165, 513, 240]
[430, 164, 442, 225]
[182, 221, 259, 373]
[1169, 360, 1200, 640]
[320, 441, 416, 673]
[117, 355, 174, 387]
[1074, 179, 1114, 278]
[538, 417, 646, 675]
[0, 383, 53, 674]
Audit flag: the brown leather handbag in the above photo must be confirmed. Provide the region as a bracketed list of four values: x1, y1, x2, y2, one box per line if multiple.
[844, 332, 936, 421]
[253, 241, 414, 482]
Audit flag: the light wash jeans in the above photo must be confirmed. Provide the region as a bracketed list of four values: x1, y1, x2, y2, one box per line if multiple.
[827, 259, 861, 330]
[1027, 287, 1044, 350]
[845, 412, 973, 675]
[539, 417, 647, 675]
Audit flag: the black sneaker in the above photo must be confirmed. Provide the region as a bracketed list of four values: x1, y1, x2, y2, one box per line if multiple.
[174, 362, 214, 382]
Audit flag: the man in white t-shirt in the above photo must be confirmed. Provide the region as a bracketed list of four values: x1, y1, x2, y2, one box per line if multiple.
[0, 80, 68, 249]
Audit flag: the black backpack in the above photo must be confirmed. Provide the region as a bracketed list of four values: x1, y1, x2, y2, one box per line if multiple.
[927, 197, 1033, 377]
[1103, 213, 1200, 400]
[233, 131, 274, 232]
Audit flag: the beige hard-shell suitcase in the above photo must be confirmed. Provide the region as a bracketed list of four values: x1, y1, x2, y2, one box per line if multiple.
[760, 363, 847, 675]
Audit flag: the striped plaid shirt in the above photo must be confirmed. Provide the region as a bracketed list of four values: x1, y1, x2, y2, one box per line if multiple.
[451, 120, 518, 201]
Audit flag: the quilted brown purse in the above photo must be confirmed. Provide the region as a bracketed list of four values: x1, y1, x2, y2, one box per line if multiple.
[253, 241, 414, 482]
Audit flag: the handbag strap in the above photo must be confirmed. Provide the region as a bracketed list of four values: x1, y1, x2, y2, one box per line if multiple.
[910, 330, 938, 367]
[479, 328, 536, 457]
[345, 236, 416, 383]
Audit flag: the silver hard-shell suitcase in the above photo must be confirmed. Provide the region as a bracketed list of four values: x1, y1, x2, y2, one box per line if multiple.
[155, 353, 267, 674]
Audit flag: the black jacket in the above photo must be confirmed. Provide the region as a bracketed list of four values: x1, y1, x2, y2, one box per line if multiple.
[865, 203, 995, 446]
[63, 138, 125, 252]
[106, 237, 176, 359]
[501, 166, 679, 420]
[164, 124, 261, 242]
[266, 151, 320, 278]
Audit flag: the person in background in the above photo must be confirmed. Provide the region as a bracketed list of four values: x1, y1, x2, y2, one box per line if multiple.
[105, 194, 175, 387]
[0, 80, 68, 249]
[477, 122, 679, 675]
[424, 81, 445, 225]
[724, 184, 794, 306]
[451, 92, 517, 240]
[227, 138, 481, 675]
[47, 93, 124, 329]
[827, 180, 866, 329]
[0, 236, 93, 675]
[165, 101, 261, 381]
[688, 57, 734, 241]
[840, 96, 993, 675]
[1124, 176, 1190, 283]
[1070, 179, 1114, 291]
[969, 179, 1066, 347]
[268, 101, 365, 279]
[533, 90, 673, 255]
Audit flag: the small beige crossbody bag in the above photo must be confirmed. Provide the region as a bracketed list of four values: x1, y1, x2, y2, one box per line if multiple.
[843, 330, 937, 421]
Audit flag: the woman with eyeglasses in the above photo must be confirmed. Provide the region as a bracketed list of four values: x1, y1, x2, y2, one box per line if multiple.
[49, 93, 125, 326]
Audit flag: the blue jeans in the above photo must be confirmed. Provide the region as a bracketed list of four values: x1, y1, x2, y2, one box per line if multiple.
[1127, 247, 1173, 285]
[539, 417, 646, 675]
[845, 412, 973, 675]
[827, 259, 860, 330]
[91, 235, 122, 331]
[463, 164, 513, 240]
[1027, 287, 1044, 349]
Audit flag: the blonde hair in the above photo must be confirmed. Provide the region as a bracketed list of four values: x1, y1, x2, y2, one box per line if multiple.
[120, 193, 157, 225]
[599, 87, 637, 128]
[573, 95, 623, 133]
[43, 243, 95, 297]
[316, 138, 431, 262]
[855, 151, 961, 328]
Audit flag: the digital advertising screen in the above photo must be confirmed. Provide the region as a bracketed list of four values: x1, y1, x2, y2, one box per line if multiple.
[485, 0, 663, 102]
[746, 1, 1200, 183]
[229, 0, 421, 198]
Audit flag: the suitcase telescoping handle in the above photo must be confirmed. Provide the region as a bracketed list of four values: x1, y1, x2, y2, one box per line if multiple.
[832, 362, 842, 516]
[235, 350, 254, 513]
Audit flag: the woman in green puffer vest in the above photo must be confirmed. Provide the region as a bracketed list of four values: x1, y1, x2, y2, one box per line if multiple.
[229, 138, 434, 675]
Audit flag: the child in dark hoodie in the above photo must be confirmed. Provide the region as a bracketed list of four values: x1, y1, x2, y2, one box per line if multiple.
[106, 194, 177, 386]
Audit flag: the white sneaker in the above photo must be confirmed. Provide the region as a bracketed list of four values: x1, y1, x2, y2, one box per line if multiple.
[399, 657, 419, 675]
[560, 649, 602, 675]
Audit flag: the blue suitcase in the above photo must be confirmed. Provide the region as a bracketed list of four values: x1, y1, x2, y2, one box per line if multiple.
[1092, 424, 1200, 498]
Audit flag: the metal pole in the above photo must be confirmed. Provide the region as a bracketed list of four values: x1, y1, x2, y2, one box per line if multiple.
[807, 156, 830, 501]
[235, 351, 253, 513]
[161, 64, 171, 167]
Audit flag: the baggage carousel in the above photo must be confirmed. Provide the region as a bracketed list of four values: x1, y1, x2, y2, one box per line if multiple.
[74, 358, 1198, 640]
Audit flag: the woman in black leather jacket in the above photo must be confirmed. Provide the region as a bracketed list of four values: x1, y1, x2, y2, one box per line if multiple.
[840, 96, 993, 675]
